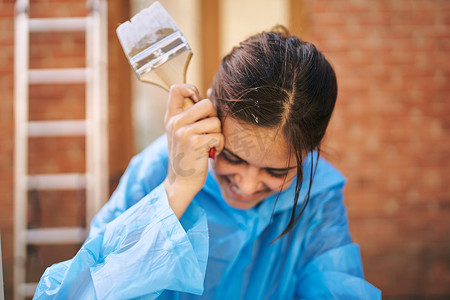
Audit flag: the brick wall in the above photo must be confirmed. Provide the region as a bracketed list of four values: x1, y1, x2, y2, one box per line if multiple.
[0, 0, 449, 299]
[305, 0, 450, 298]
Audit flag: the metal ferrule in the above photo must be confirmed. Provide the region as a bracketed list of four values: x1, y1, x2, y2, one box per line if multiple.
[130, 31, 191, 78]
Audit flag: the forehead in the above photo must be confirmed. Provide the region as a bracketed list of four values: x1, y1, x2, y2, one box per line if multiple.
[222, 117, 296, 168]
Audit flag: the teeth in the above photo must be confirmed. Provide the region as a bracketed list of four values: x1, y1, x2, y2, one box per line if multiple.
[231, 183, 247, 196]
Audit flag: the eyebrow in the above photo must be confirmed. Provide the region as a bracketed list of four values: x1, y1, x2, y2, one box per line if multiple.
[222, 147, 297, 171]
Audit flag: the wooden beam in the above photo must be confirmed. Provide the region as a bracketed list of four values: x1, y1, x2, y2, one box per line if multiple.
[200, 0, 220, 95]
[107, 0, 134, 182]
[289, 0, 308, 39]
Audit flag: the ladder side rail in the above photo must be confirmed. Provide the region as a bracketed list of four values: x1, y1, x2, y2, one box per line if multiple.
[94, 0, 109, 219]
[13, 1, 30, 299]
[85, 0, 109, 226]
[85, 2, 95, 227]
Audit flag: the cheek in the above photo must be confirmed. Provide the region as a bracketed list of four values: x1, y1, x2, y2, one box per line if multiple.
[269, 173, 296, 192]
[265, 177, 290, 191]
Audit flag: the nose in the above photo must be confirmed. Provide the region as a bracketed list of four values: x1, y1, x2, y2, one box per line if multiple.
[234, 165, 264, 195]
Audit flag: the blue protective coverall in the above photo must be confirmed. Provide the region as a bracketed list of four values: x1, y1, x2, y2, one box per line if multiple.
[34, 135, 381, 299]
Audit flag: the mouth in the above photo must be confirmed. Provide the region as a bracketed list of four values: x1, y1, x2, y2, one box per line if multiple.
[222, 176, 269, 203]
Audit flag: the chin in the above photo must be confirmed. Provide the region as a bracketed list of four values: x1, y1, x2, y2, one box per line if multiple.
[224, 197, 262, 210]
[216, 175, 272, 210]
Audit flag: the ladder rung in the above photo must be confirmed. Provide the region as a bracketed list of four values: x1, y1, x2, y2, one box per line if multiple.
[29, 17, 87, 32]
[28, 173, 86, 190]
[29, 68, 87, 84]
[26, 227, 88, 245]
[19, 282, 38, 298]
[28, 120, 86, 137]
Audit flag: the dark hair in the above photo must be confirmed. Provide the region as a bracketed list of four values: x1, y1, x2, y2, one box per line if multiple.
[210, 26, 338, 240]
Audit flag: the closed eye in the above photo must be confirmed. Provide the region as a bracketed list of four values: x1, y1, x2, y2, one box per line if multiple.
[265, 168, 290, 178]
[220, 148, 296, 177]
[220, 151, 244, 165]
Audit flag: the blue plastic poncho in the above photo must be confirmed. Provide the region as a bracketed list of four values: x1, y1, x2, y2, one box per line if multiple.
[34, 135, 381, 299]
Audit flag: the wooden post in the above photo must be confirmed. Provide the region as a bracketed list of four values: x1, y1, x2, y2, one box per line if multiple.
[200, 0, 220, 95]
[289, 0, 308, 39]
[107, 0, 135, 180]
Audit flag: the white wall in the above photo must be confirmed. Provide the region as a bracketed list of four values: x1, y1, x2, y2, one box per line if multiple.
[219, 0, 289, 57]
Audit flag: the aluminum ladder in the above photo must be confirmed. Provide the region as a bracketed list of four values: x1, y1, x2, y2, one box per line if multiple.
[13, 0, 108, 298]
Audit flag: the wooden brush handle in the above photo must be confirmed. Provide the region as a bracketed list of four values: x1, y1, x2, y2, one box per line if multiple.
[182, 98, 195, 110]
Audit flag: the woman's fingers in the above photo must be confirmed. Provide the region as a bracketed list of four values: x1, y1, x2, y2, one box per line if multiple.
[172, 117, 222, 153]
[178, 115, 221, 135]
[166, 98, 218, 132]
[189, 133, 224, 158]
[165, 84, 201, 122]
[184, 98, 217, 119]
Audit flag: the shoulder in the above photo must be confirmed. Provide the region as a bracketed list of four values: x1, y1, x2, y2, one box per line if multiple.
[122, 135, 169, 196]
[133, 134, 169, 164]
[288, 157, 352, 265]
[128, 135, 169, 173]
[304, 154, 346, 198]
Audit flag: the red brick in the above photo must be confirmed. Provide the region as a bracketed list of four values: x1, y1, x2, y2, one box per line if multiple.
[308, 0, 450, 295]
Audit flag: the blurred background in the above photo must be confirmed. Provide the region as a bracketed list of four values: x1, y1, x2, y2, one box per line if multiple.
[0, 0, 449, 299]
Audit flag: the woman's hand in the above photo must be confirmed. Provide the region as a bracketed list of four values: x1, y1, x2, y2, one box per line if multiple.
[163, 84, 224, 218]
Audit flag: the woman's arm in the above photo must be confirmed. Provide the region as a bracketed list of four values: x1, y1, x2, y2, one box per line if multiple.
[34, 140, 209, 299]
[34, 185, 209, 299]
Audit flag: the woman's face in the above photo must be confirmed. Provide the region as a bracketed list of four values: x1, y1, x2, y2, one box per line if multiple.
[212, 117, 298, 210]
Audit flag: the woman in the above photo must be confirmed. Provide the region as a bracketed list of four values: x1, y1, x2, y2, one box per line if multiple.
[34, 28, 381, 299]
